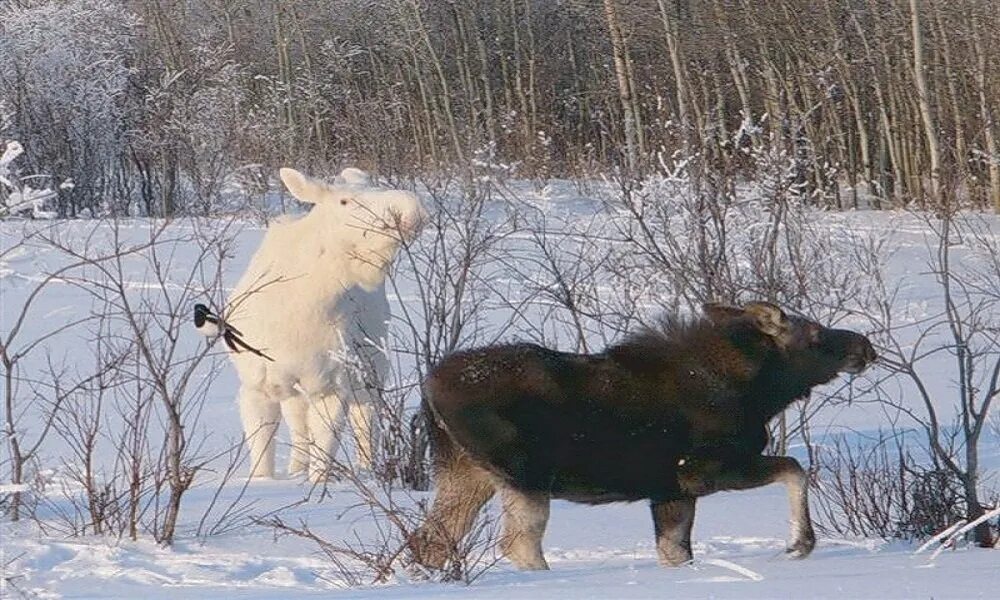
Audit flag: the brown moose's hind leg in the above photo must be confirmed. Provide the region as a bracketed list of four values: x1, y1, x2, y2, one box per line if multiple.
[410, 456, 496, 569]
[499, 486, 551, 570]
[679, 455, 816, 559]
[650, 498, 696, 566]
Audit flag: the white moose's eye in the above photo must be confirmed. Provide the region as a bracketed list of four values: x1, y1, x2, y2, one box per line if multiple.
[340, 198, 349, 206]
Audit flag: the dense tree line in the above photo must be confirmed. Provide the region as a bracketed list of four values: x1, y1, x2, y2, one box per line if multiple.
[1, 0, 998, 216]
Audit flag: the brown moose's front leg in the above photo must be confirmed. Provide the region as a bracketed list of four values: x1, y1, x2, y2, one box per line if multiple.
[650, 498, 696, 566]
[678, 455, 816, 558]
[499, 486, 551, 570]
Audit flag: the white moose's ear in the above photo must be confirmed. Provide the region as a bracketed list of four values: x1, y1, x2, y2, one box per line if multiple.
[278, 167, 327, 204]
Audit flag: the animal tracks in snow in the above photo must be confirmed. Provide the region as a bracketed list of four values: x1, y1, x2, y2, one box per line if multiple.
[682, 558, 765, 583]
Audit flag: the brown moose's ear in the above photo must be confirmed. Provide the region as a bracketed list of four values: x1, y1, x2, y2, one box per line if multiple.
[702, 303, 745, 324]
[742, 302, 789, 338]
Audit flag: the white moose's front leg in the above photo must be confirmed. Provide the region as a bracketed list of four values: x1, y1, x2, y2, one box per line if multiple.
[281, 396, 310, 476]
[306, 393, 347, 483]
[348, 397, 379, 472]
[239, 387, 281, 479]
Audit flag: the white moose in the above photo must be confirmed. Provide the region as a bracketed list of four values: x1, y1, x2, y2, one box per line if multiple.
[227, 167, 425, 481]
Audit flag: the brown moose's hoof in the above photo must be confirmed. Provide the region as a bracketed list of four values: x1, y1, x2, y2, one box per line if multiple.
[408, 529, 449, 569]
[511, 559, 550, 571]
[657, 547, 694, 568]
[501, 540, 550, 571]
[785, 530, 816, 559]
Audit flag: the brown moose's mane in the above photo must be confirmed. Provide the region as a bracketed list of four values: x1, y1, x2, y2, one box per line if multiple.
[608, 313, 711, 353]
[606, 312, 774, 379]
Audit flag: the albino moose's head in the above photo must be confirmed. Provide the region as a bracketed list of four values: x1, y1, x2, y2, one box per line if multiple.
[277, 167, 427, 290]
[279, 167, 426, 241]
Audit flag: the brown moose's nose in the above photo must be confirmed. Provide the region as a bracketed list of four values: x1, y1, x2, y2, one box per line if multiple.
[847, 336, 878, 374]
[863, 339, 878, 364]
[841, 332, 877, 374]
[852, 332, 877, 363]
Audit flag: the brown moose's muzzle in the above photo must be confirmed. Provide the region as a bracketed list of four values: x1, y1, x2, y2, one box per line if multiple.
[843, 332, 877, 374]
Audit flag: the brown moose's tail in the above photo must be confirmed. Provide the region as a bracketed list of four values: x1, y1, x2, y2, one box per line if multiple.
[422, 392, 458, 474]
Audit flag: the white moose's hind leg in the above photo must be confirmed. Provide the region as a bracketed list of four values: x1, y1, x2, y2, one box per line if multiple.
[239, 387, 281, 479]
[306, 394, 347, 483]
[281, 396, 310, 476]
[348, 397, 378, 472]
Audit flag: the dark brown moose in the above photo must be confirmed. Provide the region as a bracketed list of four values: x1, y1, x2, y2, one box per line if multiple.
[410, 302, 877, 570]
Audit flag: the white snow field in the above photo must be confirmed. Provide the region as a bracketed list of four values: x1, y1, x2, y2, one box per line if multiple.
[2, 185, 999, 598]
[5, 485, 999, 599]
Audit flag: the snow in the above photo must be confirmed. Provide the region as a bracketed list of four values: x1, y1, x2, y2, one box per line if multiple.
[2, 187, 999, 598]
[4, 486, 999, 598]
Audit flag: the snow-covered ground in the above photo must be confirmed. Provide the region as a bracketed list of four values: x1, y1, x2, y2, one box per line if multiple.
[6, 484, 999, 599]
[2, 185, 999, 598]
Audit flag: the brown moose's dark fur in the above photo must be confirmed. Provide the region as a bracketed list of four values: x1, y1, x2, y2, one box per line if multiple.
[410, 302, 876, 571]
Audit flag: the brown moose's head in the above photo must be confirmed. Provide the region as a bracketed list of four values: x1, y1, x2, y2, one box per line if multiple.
[703, 301, 878, 382]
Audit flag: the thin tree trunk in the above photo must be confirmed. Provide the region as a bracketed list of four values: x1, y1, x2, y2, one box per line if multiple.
[910, 0, 942, 203]
[3, 356, 22, 521]
[509, 0, 530, 143]
[622, 34, 645, 158]
[274, 3, 294, 135]
[932, 4, 966, 194]
[408, 0, 465, 164]
[602, 0, 639, 176]
[494, 1, 514, 118]
[854, 7, 902, 205]
[523, 0, 538, 139]
[971, 12, 1000, 211]
[658, 0, 690, 128]
[473, 8, 497, 149]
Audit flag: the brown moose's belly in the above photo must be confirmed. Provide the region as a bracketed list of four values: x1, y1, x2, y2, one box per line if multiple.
[547, 454, 689, 504]
[546, 474, 669, 504]
[462, 422, 689, 504]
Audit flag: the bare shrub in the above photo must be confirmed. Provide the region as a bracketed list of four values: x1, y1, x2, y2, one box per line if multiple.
[850, 210, 1000, 547]
[598, 147, 876, 454]
[493, 185, 623, 351]
[811, 433, 964, 541]
[1, 224, 135, 521]
[258, 456, 500, 585]
[15, 218, 254, 544]
[379, 175, 516, 489]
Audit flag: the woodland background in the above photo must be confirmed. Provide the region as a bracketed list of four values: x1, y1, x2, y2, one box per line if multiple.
[2, 0, 999, 217]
